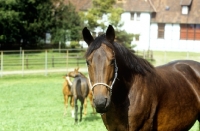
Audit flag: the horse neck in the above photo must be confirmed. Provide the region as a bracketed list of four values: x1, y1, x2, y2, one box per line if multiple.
[66, 76, 72, 86]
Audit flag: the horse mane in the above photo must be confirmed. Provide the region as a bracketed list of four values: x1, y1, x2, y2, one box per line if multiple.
[76, 72, 87, 78]
[85, 34, 155, 76]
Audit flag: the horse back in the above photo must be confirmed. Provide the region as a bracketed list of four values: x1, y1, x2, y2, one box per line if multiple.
[72, 76, 89, 99]
[153, 60, 200, 130]
[157, 60, 200, 89]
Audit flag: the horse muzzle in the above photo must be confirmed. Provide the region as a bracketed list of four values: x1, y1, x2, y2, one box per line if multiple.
[93, 97, 110, 113]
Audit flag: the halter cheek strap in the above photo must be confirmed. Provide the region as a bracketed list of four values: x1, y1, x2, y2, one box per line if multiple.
[90, 59, 118, 96]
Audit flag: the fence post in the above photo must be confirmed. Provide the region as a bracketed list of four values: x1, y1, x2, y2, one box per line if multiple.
[52, 55, 54, 67]
[0, 51, 3, 77]
[66, 50, 68, 72]
[45, 50, 48, 76]
[187, 51, 189, 59]
[22, 50, 24, 76]
[150, 50, 153, 61]
[26, 55, 28, 69]
[77, 54, 79, 67]
[164, 51, 166, 63]
[143, 50, 146, 59]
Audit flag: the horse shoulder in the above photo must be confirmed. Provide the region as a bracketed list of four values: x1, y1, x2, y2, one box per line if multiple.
[127, 74, 158, 130]
[62, 81, 68, 94]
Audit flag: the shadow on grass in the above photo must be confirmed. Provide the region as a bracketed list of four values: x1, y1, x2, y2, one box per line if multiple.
[84, 113, 101, 122]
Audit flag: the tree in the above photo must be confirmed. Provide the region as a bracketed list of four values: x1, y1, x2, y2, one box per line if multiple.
[0, 0, 81, 50]
[0, 0, 53, 49]
[81, 0, 134, 48]
[51, 2, 81, 47]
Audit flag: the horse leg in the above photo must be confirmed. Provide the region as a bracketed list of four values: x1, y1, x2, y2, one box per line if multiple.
[74, 98, 78, 124]
[88, 91, 96, 114]
[80, 99, 84, 122]
[83, 98, 87, 116]
[70, 96, 74, 118]
[63, 94, 68, 116]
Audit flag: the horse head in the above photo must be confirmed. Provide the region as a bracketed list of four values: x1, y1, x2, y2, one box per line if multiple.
[82, 25, 117, 113]
[68, 67, 79, 78]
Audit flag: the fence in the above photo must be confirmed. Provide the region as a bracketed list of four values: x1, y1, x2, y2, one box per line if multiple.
[0, 49, 87, 77]
[0, 49, 199, 77]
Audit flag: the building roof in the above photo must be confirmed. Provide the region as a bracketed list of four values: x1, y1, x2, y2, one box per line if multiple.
[180, 0, 193, 6]
[63, 0, 91, 11]
[64, 0, 200, 24]
[151, 0, 200, 24]
[117, 0, 155, 13]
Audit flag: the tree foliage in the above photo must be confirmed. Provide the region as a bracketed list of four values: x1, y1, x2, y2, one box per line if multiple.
[51, 2, 81, 45]
[0, 0, 81, 50]
[81, 0, 134, 48]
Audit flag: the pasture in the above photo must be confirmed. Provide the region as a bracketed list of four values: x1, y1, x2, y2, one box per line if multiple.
[1, 50, 200, 131]
[0, 74, 106, 131]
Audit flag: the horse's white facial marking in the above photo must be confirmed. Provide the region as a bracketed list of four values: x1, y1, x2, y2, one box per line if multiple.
[66, 76, 72, 86]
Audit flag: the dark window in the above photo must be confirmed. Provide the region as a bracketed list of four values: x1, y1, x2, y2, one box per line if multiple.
[130, 12, 134, 20]
[158, 23, 165, 39]
[135, 34, 139, 41]
[136, 13, 140, 21]
[195, 24, 200, 40]
[130, 12, 140, 21]
[151, 12, 156, 19]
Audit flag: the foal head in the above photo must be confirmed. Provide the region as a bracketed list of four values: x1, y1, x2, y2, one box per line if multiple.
[82, 25, 117, 113]
[68, 67, 79, 78]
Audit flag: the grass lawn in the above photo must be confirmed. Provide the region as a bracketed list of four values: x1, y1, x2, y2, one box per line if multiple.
[0, 74, 106, 131]
[1, 50, 200, 130]
[151, 51, 200, 66]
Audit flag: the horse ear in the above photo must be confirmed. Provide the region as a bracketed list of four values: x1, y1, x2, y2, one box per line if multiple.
[106, 25, 115, 43]
[82, 27, 94, 46]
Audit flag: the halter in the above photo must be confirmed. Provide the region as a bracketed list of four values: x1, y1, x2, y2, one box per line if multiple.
[90, 59, 118, 96]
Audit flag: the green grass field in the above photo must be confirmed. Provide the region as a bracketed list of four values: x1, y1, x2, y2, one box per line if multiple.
[152, 51, 200, 66]
[1, 51, 200, 131]
[0, 74, 107, 131]
[1, 73, 200, 131]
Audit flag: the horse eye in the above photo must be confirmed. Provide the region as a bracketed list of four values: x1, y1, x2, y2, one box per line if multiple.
[86, 61, 90, 66]
[110, 59, 115, 65]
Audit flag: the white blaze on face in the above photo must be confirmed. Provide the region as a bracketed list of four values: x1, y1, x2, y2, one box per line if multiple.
[66, 76, 72, 86]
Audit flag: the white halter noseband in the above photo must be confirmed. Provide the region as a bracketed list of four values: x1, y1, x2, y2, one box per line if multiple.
[90, 59, 118, 95]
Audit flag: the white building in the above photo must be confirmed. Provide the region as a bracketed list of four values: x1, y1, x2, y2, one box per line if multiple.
[65, 0, 200, 52]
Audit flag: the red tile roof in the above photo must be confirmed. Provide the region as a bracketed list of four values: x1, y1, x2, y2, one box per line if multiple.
[180, 0, 193, 6]
[64, 0, 200, 24]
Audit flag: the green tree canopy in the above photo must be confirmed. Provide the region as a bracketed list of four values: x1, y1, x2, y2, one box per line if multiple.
[0, 0, 81, 50]
[51, 2, 81, 45]
[81, 0, 134, 48]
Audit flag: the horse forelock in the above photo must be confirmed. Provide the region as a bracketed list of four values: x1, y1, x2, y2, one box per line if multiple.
[85, 34, 113, 58]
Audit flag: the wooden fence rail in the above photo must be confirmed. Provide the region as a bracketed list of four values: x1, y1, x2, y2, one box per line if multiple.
[0, 49, 87, 77]
[0, 49, 155, 77]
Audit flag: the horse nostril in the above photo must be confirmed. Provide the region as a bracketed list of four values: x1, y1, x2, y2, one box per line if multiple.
[93, 97, 107, 108]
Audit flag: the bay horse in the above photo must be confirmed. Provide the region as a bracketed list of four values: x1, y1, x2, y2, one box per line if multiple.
[68, 68, 95, 123]
[82, 25, 200, 130]
[62, 75, 74, 117]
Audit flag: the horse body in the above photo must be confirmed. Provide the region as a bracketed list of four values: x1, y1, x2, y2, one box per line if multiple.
[69, 68, 95, 123]
[62, 75, 74, 117]
[82, 25, 200, 130]
[72, 74, 89, 122]
[152, 60, 200, 130]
